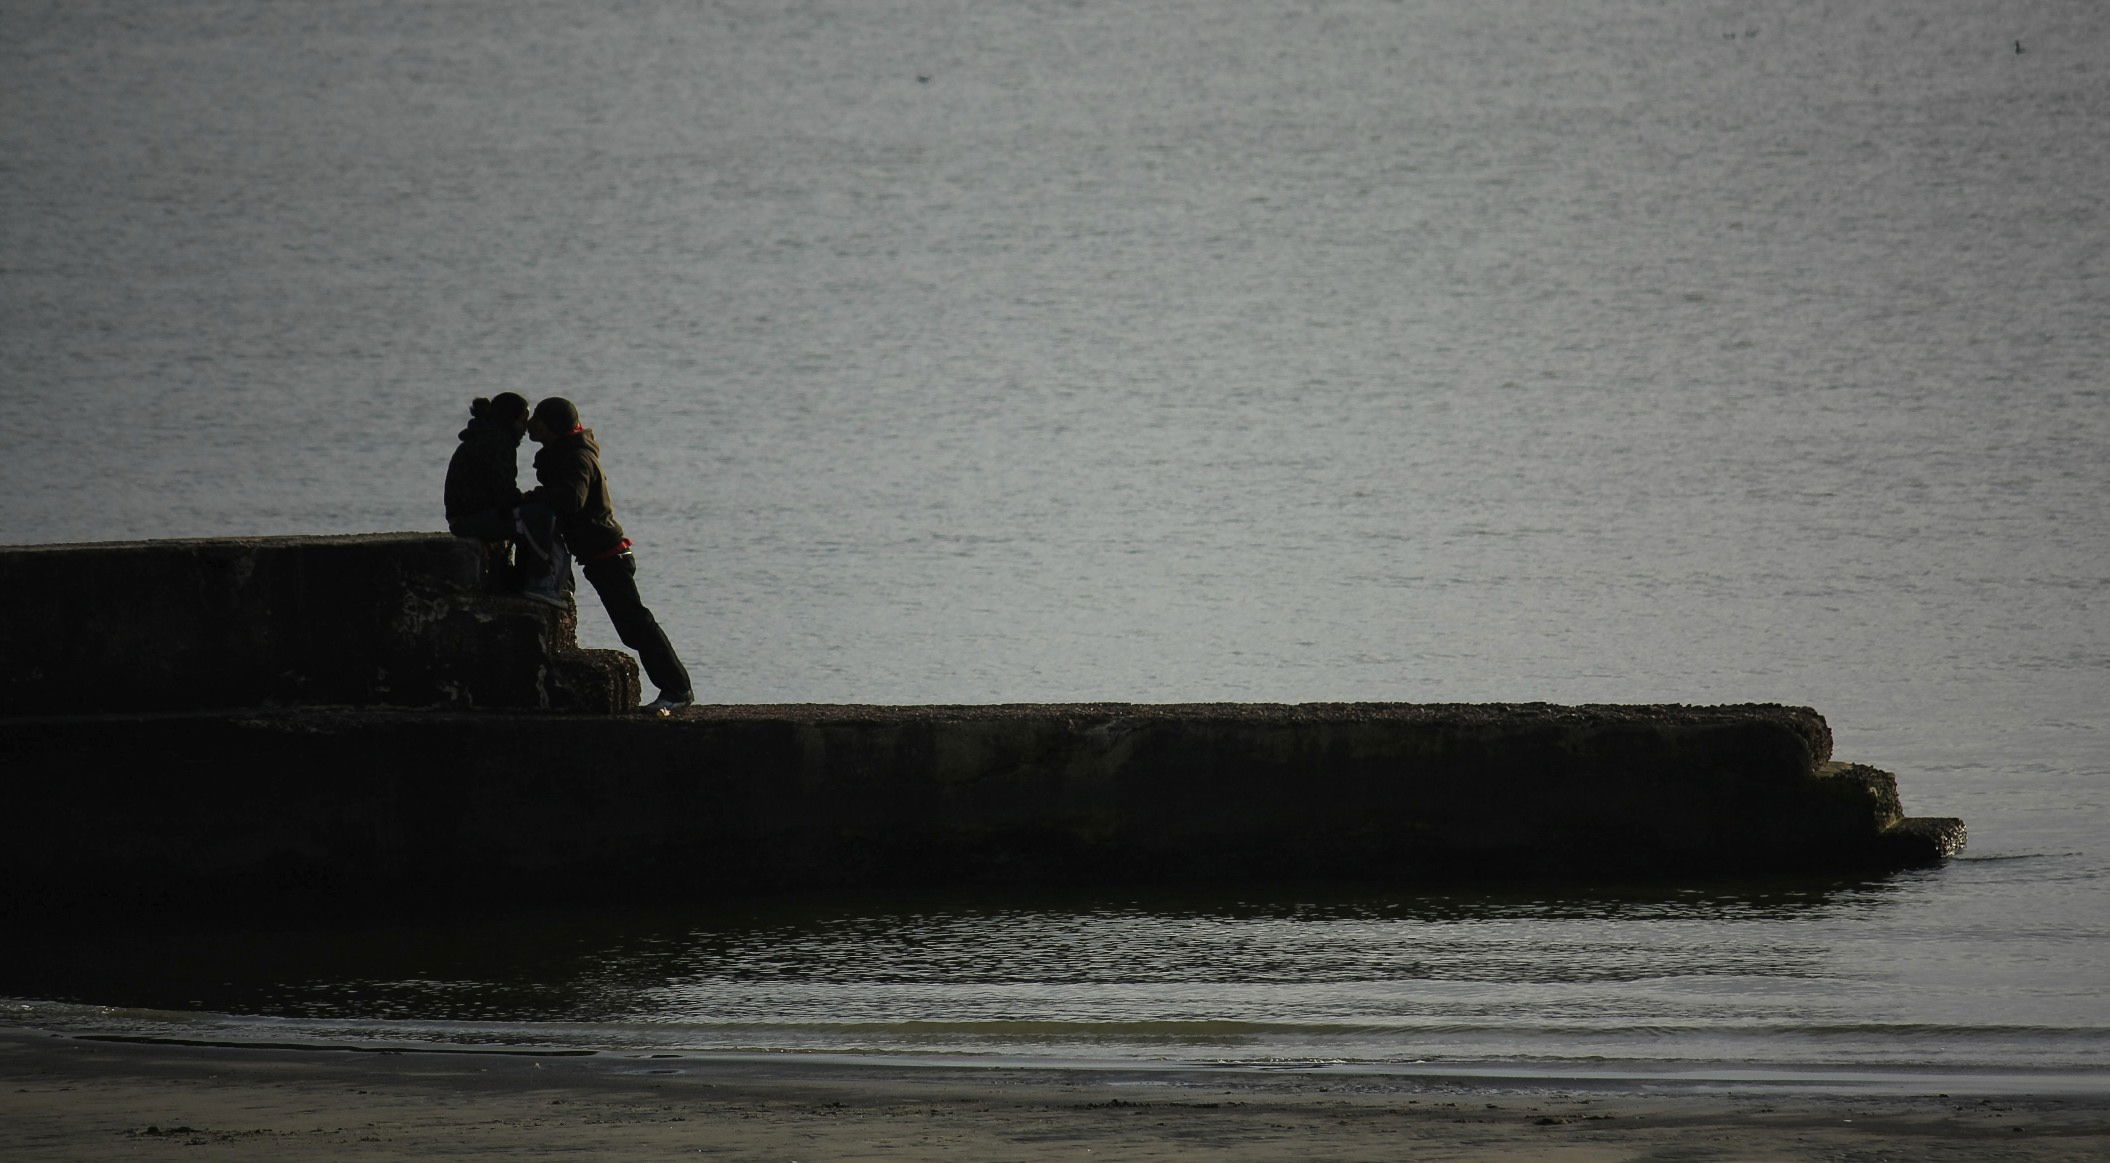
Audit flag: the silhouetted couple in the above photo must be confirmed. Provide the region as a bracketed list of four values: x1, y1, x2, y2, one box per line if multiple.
[444, 393, 693, 714]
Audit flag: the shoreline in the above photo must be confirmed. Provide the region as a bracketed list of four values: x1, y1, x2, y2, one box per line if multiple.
[7, 1027, 2108, 1161]
[14, 999, 2108, 1098]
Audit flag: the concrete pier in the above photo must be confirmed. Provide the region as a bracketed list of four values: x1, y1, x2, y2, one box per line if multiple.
[0, 533, 637, 714]
[0, 535, 1966, 920]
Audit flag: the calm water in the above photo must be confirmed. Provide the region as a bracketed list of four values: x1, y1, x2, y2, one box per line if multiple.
[3, 0, 2106, 1080]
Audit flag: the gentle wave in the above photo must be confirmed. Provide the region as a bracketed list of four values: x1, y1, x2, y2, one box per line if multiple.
[1951, 853, 2086, 863]
[13, 999, 2109, 1074]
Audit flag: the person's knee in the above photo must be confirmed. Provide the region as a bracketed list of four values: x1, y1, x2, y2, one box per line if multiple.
[450, 508, 514, 543]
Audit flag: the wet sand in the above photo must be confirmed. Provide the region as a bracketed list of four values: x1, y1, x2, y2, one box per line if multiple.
[4, 1028, 2107, 1161]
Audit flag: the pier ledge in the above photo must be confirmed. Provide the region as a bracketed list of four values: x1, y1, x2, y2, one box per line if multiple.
[0, 534, 1965, 918]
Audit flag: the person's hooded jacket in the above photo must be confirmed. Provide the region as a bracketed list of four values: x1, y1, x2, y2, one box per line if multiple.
[444, 417, 524, 535]
[526, 427, 629, 560]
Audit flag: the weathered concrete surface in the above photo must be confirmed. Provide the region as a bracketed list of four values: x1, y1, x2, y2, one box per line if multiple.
[0, 535, 1965, 918]
[0, 534, 637, 713]
[0, 703, 1965, 921]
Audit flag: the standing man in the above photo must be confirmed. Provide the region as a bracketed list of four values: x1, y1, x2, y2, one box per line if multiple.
[524, 396, 695, 714]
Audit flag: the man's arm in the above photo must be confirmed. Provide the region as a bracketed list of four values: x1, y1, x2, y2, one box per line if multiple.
[524, 449, 592, 516]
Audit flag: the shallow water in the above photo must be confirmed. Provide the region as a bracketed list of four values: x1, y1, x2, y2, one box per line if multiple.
[2, 0, 2105, 1072]
[8, 869, 2106, 1075]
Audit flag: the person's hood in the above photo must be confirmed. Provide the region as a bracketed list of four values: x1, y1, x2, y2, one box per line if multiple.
[458, 416, 522, 446]
[539, 426, 600, 456]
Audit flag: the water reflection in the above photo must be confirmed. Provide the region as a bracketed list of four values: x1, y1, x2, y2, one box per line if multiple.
[7, 876, 1896, 1026]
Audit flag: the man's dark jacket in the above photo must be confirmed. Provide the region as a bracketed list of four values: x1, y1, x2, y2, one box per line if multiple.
[527, 428, 629, 560]
[443, 417, 523, 534]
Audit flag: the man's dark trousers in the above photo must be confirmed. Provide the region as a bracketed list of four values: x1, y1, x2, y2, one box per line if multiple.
[583, 552, 692, 698]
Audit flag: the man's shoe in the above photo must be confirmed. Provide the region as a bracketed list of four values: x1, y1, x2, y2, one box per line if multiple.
[644, 691, 694, 716]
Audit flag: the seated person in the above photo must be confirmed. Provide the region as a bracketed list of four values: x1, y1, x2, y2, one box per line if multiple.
[443, 392, 565, 604]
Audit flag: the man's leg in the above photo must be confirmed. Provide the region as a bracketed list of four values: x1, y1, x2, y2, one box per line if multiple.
[582, 552, 693, 701]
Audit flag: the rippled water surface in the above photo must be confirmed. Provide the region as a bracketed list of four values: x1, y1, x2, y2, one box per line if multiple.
[2, 0, 2105, 1074]
[7, 871, 2104, 1073]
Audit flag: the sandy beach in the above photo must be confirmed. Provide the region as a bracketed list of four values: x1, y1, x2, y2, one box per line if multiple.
[4, 1028, 2106, 1161]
